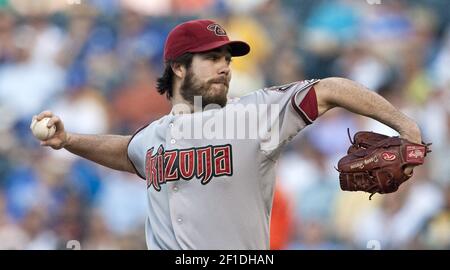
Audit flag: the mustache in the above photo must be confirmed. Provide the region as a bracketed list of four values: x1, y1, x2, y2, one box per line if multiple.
[208, 77, 229, 87]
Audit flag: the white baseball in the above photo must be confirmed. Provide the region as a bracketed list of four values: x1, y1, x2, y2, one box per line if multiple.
[30, 117, 56, 141]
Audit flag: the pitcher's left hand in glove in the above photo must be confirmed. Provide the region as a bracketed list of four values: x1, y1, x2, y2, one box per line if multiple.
[337, 130, 431, 199]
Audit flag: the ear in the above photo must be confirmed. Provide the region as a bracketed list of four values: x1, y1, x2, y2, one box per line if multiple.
[171, 62, 186, 79]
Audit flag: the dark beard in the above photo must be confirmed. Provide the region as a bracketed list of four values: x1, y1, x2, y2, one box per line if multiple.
[180, 69, 228, 108]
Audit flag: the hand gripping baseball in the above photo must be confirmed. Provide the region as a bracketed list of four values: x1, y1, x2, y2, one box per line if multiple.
[31, 111, 68, 150]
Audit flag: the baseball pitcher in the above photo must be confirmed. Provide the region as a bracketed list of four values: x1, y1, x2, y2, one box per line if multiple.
[32, 19, 425, 250]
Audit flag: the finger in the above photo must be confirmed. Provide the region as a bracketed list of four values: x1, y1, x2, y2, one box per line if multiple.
[41, 137, 61, 147]
[404, 166, 414, 176]
[36, 110, 54, 120]
[47, 115, 61, 129]
[40, 141, 60, 149]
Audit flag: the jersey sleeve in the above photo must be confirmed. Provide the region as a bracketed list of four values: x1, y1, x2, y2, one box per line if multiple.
[127, 124, 149, 180]
[244, 79, 320, 159]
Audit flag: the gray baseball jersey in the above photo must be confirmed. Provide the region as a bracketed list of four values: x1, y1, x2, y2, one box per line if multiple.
[127, 79, 320, 250]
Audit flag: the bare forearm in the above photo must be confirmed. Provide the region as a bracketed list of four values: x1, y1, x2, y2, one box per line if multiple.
[316, 77, 422, 143]
[65, 133, 135, 173]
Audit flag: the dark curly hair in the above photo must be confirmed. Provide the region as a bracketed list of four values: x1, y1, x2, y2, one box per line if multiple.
[156, 53, 194, 99]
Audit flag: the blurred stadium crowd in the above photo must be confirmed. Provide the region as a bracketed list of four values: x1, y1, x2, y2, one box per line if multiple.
[0, 0, 449, 250]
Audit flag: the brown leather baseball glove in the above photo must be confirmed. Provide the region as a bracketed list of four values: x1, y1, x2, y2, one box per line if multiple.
[337, 130, 431, 199]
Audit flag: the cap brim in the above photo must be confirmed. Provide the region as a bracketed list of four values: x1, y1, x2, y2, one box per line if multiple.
[189, 40, 250, 57]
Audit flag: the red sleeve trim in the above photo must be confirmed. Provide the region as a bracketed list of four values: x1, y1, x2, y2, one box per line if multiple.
[127, 124, 149, 180]
[291, 86, 318, 125]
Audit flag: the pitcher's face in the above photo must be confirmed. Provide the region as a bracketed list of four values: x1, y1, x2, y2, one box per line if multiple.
[180, 46, 232, 108]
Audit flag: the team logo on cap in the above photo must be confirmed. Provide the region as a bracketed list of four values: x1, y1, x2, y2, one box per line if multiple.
[207, 23, 227, 36]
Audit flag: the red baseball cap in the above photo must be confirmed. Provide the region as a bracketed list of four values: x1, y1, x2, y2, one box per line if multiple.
[163, 19, 250, 62]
